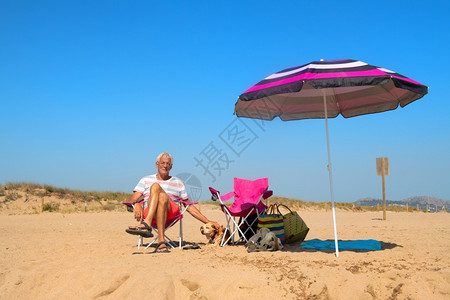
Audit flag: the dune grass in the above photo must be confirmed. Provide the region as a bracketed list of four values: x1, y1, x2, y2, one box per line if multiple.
[0, 182, 426, 213]
[0, 182, 131, 213]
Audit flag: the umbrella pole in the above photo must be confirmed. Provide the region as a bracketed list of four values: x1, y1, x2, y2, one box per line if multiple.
[322, 90, 339, 257]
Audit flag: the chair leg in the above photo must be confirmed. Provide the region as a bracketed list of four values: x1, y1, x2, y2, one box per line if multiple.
[232, 209, 257, 244]
[143, 235, 176, 250]
[135, 203, 187, 250]
[144, 236, 158, 250]
[220, 227, 229, 246]
[138, 235, 143, 250]
[221, 217, 239, 246]
[222, 213, 249, 245]
[241, 214, 258, 239]
[223, 214, 238, 245]
[142, 219, 182, 250]
[165, 235, 176, 248]
[179, 218, 183, 249]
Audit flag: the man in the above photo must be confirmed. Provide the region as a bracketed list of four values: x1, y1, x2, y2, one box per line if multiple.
[126, 152, 219, 253]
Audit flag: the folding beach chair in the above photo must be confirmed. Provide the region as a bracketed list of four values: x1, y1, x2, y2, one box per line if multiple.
[123, 198, 197, 250]
[209, 177, 273, 246]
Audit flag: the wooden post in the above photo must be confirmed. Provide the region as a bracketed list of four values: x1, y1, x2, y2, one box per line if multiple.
[382, 169, 386, 219]
[376, 157, 389, 220]
[426, 204, 429, 213]
[41, 197, 44, 212]
[436, 204, 438, 213]
[84, 201, 87, 212]
[406, 203, 409, 212]
[377, 203, 380, 212]
[417, 204, 419, 212]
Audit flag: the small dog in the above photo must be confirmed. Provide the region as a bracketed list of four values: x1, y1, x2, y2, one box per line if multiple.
[246, 228, 283, 252]
[200, 222, 230, 246]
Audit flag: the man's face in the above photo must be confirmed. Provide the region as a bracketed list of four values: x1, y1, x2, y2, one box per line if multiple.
[156, 156, 172, 176]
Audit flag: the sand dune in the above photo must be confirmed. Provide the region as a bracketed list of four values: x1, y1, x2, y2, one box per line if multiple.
[0, 204, 449, 299]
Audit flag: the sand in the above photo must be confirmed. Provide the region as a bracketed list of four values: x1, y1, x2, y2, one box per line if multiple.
[0, 204, 449, 299]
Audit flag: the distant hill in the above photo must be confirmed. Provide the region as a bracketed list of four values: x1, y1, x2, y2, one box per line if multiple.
[355, 196, 449, 212]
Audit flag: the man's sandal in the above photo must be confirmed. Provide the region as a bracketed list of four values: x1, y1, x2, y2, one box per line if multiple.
[125, 221, 154, 238]
[152, 242, 170, 253]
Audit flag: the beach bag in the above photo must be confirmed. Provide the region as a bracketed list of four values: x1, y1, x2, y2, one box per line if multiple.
[278, 204, 309, 244]
[257, 204, 286, 244]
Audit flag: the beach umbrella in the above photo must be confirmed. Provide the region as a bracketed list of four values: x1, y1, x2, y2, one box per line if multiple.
[235, 59, 428, 257]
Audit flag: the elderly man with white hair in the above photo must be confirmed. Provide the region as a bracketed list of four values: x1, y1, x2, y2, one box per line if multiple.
[126, 152, 219, 253]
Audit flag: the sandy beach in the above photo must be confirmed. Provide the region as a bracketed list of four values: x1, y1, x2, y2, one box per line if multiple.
[0, 204, 449, 299]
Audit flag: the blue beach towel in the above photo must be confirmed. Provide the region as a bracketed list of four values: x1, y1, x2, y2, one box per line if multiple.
[299, 239, 381, 251]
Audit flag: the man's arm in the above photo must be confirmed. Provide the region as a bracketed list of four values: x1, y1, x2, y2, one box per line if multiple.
[186, 203, 220, 227]
[130, 191, 144, 221]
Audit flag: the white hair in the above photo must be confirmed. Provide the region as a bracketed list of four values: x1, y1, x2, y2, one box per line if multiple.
[156, 152, 173, 164]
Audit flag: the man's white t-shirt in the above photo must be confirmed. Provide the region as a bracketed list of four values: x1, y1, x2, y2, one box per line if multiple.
[133, 174, 188, 209]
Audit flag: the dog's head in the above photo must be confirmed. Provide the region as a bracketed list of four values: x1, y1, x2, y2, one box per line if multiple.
[200, 222, 221, 240]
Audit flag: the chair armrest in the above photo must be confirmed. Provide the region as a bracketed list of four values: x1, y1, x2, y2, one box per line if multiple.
[209, 187, 235, 202]
[123, 200, 144, 207]
[209, 187, 220, 195]
[179, 199, 198, 206]
[262, 190, 273, 199]
[122, 201, 138, 213]
[220, 192, 235, 201]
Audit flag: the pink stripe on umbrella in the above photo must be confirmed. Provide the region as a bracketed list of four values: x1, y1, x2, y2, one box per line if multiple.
[243, 69, 420, 94]
[390, 74, 423, 85]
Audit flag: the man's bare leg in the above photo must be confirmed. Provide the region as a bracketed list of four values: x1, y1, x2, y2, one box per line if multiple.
[154, 192, 170, 251]
[142, 183, 170, 251]
[130, 183, 169, 232]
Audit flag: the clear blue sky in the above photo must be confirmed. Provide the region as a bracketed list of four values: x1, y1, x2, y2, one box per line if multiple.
[1, 1, 449, 203]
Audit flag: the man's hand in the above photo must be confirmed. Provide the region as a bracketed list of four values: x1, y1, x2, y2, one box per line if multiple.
[134, 202, 143, 221]
[210, 220, 221, 228]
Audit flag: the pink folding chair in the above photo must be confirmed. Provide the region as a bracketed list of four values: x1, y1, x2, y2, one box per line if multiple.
[209, 177, 273, 246]
[123, 199, 197, 250]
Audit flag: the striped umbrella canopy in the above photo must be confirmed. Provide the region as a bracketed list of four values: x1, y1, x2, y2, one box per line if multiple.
[235, 59, 428, 257]
[235, 59, 427, 120]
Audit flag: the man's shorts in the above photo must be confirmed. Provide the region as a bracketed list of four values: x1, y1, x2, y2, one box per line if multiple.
[143, 198, 181, 227]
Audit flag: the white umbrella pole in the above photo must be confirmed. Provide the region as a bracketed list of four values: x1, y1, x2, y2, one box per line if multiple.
[322, 89, 339, 257]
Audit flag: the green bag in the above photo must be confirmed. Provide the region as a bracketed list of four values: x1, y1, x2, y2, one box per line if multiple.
[278, 204, 309, 244]
[257, 204, 286, 244]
